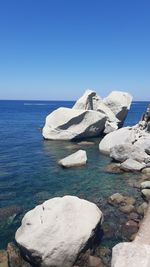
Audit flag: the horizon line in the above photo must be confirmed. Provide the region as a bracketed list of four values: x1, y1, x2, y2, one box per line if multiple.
[0, 99, 149, 102]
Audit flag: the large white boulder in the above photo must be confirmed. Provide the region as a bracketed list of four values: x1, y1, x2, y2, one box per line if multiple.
[111, 242, 150, 267]
[15, 196, 103, 267]
[58, 150, 87, 168]
[99, 127, 134, 155]
[43, 107, 106, 140]
[103, 91, 132, 123]
[72, 89, 102, 110]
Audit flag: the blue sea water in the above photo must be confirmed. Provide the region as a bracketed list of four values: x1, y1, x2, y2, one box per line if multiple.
[0, 100, 149, 249]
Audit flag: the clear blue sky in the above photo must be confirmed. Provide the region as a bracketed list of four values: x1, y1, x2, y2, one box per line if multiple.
[0, 0, 150, 101]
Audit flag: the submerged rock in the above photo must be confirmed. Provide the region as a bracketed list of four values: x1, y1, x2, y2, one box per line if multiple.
[15, 196, 103, 267]
[0, 250, 8, 267]
[58, 150, 87, 168]
[0, 206, 22, 223]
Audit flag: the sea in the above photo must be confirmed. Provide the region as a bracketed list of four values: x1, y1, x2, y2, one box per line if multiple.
[0, 100, 149, 249]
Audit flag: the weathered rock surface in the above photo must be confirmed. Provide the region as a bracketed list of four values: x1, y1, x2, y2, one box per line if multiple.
[110, 144, 149, 163]
[43, 107, 106, 140]
[120, 159, 146, 172]
[111, 242, 150, 267]
[103, 91, 132, 123]
[15, 196, 103, 267]
[58, 150, 87, 168]
[72, 90, 102, 111]
[43, 90, 132, 140]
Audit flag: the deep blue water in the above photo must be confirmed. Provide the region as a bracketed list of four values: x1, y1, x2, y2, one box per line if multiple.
[0, 100, 149, 249]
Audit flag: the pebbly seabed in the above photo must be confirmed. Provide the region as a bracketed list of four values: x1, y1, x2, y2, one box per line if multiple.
[0, 96, 150, 267]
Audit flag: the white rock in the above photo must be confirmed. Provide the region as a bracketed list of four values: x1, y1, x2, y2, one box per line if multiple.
[111, 242, 150, 267]
[43, 107, 106, 140]
[15, 196, 103, 267]
[99, 127, 133, 155]
[72, 89, 102, 110]
[103, 91, 132, 123]
[104, 121, 118, 134]
[58, 150, 87, 168]
[141, 181, 150, 189]
[110, 143, 132, 162]
[120, 159, 146, 172]
[110, 143, 149, 163]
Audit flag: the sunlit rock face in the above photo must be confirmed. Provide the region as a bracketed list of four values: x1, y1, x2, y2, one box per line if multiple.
[42, 89, 132, 140]
[15, 196, 103, 267]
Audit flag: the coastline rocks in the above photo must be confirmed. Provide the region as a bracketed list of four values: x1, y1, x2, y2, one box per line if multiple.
[43, 90, 132, 141]
[120, 159, 146, 172]
[103, 91, 132, 123]
[43, 107, 106, 140]
[15, 196, 103, 267]
[58, 150, 87, 168]
[111, 242, 150, 267]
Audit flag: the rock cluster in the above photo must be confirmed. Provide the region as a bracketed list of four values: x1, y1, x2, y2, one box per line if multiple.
[99, 105, 150, 172]
[43, 90, 132, 140]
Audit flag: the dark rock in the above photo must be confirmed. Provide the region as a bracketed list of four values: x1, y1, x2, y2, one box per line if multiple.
[7, 243, 31, 267]
[0, 250, 8, 267]
[119, 204, 135, 214]
[105, 164, 123, 174]
[128, 212, 141, 222]
[121, 220, 139, 240]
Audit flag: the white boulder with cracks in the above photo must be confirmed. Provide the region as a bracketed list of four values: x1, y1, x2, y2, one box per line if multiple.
[15, 196, 103, 267]
[43, 107, 106, 140]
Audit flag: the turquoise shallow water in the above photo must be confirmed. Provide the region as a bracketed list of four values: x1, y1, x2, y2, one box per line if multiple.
[0, 100, 149, 249]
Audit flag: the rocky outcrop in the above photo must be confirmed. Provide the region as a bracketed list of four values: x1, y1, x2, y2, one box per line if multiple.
[99, 105, 150, 172]
[15, 196, 103, 267]
[58, 150, 87, 168]
[43, 107, 106, 140]
[42, 89, 132, 140]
